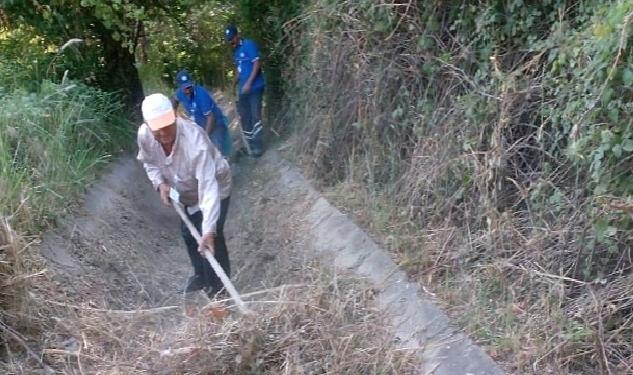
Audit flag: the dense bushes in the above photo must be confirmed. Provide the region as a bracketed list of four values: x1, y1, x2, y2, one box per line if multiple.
[0, 24, 132, 359]
[243, 0, 633, 373]
[1, 25, 132, 232]
[139, 1, 235, 91]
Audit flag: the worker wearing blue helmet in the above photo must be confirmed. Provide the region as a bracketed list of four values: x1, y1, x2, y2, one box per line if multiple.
[225, 24, 265, 157]
[172, 70, 232, 157]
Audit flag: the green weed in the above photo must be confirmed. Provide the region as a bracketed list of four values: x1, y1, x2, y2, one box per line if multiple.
[0, 80, 132, 233]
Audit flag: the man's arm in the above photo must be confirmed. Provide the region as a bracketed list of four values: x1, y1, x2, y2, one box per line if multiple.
[233, 67, 240, 100]
[197, 87, 216, 135]
[242, 60, 261, 95]
[241, 40, 262, 94]
[142, 162, 165, 189]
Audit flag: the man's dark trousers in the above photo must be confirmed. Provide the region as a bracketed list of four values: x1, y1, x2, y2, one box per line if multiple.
[181, 197, 231, 292]
[238, 89, 264, 155]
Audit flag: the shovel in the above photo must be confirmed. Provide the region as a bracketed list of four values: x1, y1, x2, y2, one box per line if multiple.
[169, 188, 250, 315]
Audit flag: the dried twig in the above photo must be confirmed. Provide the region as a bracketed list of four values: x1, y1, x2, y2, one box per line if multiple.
[589, 287, 613, 375]
[0, 321, 54, 374]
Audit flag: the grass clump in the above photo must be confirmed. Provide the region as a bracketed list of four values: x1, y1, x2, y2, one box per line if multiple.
[0, 80, 132, 233]
[1, 266, 417, 374]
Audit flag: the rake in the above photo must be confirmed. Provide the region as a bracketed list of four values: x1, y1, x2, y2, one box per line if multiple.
[169, 188, 250, 315]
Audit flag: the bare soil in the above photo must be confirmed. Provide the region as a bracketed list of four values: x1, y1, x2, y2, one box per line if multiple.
[2, 143, 415, 374]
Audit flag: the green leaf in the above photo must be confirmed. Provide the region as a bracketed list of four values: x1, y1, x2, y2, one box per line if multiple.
[548, 189, 563, 205]
[391, 107, 404, 119]
[422, 61, 435, 75]
[594, 183, 608, 195]
[426, 17, 440, 32]
[621, 139, 633, 152]
[417, 36, 434, 50]
[613, 144, 623, 158]
[622, 68, 633, 86]
[606, 226, 618, 237]
[602, 87, 614, 105]
[373, 20, 390, 33]
[594, 217, 609, 238]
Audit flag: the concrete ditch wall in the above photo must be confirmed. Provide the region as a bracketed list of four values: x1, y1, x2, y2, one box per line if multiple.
[270, 151, 504, 375]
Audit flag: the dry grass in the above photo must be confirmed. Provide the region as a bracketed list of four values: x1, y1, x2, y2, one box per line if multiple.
[0, 220, 47, 374]
[1, 218, 22, 317]
[1, 254, 417, 374]
[1, 218, 42, 334]
[278, 0, 633, 373]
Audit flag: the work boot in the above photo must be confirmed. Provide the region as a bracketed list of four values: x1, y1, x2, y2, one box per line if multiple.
[183, 275, 204, 293]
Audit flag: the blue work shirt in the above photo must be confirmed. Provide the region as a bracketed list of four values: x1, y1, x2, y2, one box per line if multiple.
[175, 85, 231, 156]
[234, 38, 265, 93]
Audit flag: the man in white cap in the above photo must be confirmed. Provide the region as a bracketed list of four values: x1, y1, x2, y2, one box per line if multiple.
[137, 93, 232, 297]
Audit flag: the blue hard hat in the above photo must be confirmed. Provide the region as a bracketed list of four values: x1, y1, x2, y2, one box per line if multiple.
[224, 25, 238, 41]
[175, 69, 194, 90]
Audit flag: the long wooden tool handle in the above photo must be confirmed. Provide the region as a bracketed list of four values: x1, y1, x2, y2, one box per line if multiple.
[172, 202, 250, 315]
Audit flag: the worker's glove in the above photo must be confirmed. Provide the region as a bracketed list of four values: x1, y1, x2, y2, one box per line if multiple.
[199, 232, 215, 255]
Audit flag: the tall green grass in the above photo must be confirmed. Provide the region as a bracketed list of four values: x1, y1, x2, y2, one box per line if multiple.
[1, 23, 133, 367]
[0, 80, 132, 233]
[0, 40, 134, 364]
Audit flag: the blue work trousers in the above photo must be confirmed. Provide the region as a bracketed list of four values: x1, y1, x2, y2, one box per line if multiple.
[237, 89, 264, 155]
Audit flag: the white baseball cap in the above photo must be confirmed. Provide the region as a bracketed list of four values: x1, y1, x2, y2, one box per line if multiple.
[141, 93, 176, 130]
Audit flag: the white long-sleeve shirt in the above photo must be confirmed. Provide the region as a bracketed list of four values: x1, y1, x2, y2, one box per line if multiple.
[136, 117, 232, 234]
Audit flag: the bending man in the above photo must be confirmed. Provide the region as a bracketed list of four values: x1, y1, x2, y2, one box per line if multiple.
[172, 70, 232, 157]
[137, 93, 232, 298]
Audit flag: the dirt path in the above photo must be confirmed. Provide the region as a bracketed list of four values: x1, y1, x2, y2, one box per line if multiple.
[22, 94, 501, 374]
[38, 154, 295, 311]
[37, 91, 292, 312]
[29, 144, 503, 374]
[25, 145, 414, 373]
[40, 155, 187, 308]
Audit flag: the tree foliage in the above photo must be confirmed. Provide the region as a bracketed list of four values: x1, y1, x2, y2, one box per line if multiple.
[139, 0, 235, 92]
[232, 0, 309, 117]
[1, 0, 202, 111]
